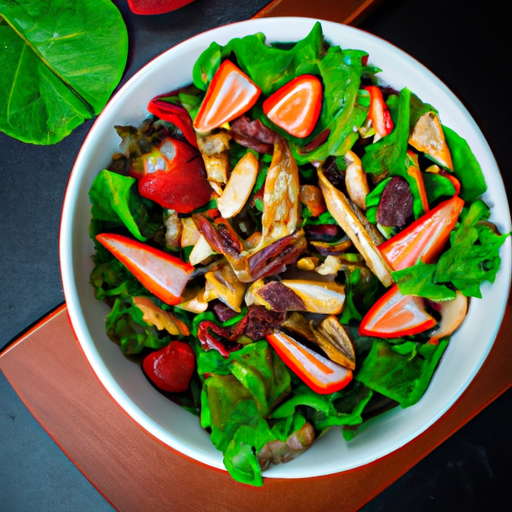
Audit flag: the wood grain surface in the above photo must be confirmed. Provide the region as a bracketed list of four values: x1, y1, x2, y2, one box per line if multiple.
[254, 0, 384, 25]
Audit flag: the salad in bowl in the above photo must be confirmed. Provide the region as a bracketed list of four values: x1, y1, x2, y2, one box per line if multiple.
[60, 18, 511, 487]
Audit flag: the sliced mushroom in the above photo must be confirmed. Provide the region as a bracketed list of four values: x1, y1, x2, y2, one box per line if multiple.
[344, 150, 369, 211]
[180, 217, 201, 247]
[196, 130, 231, 191]
[203, 263, 247, 312]
[409, 112, 453, 170]
[281, 312, 317, 344]
[278, 279, 346, 315]
[318, 169, 393, 287]
[175, 288, 209, 314]
[217, 151, 259, 219]
[132, 296, 190, 335]
[188, 234, 216, 266]
[429, 291, 468, 343]
[311, 315, 356, 370]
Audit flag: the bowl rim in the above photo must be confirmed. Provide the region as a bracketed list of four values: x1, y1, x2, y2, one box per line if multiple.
[59, 16, 512, 479]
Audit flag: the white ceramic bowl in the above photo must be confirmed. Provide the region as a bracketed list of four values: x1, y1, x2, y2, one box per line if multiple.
[60, 17, 512, 479]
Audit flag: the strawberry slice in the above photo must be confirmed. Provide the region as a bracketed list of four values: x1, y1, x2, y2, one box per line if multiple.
[267, 331, 353, 394]
[365, 85, 394, 138]
[193, 60, 261, 133]
[358, 285, 436, 338]
[263, 75, 322, 139]
[379, 195, 464, 271]
[96, 233, 193, 305]
[143, 341, 196, 393]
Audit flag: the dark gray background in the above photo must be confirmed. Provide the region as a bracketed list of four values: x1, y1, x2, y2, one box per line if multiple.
[1, 0, 511, 510]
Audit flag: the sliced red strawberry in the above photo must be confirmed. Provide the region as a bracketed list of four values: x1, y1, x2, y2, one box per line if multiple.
[193, 60, 261, 133]
[263, 75, 322, 139]
[358, 285, 436, 338]
[95, 233, 194, 305]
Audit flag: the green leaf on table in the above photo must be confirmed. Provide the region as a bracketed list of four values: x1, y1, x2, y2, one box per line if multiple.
[0, 0, 128, 144]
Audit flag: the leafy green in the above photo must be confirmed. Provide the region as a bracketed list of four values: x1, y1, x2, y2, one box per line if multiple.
[106, 297, 169, 354]
[443, 126, 487, 202]
[423, 172, 456, 205]
[193, 22, 368, 162]
[271, 381, 373, 433]
[339, 255, 385, 323]
[434, 201, 510, 297]
[90, 256, 147, 301]
[393, 261, 457, 302]
[199, 341, 292, 486]
[193, 22, 323, 95]
[0, 0, 128, 144]
[89, 170, 161, 242]
[362, 88, 410, 178]
[356, 339, 449, 408]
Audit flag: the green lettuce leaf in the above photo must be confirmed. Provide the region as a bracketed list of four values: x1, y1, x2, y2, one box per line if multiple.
[193, 22, 323, 95]
[0, 0, 128, 144]
[423, 173, 456, 205]
[105, 297, 168, 354]
[393, 261, 457, 302]
[199, 342, 294, 486]
[443, 126, 487, 202]
[362, 88, 410, 178]
[271, 382, 373, 434]
[89, 170, 160, 242]
[434, 200, 510, 297]
[355, 339, 449, 408]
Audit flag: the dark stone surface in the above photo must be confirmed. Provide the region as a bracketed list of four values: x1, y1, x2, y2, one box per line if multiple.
[1, 0, 511, 510]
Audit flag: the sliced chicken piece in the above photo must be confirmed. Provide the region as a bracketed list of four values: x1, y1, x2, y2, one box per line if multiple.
[318, 169, 393, 287]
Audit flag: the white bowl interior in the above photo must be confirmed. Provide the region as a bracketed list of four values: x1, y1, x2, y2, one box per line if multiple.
[60, 18, 512, 479]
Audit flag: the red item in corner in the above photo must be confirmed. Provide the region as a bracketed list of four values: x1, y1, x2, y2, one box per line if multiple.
[127, 0, 195, 15]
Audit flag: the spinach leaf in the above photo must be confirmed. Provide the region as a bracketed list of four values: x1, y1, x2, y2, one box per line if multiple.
[443, 126, 487, 202]
[193, 22, 323, 95]
[355, 338, 449, 408]
[392, 261, 457, 302]
[199, 342, 293, 486]
[362, 87, 411, 178]
[106, 297, 168, 354]
[0, 0, 128, 144]
[434, 201, 510, 297]
[89, 170, 161, 242]
[423, 172, 456, 205]
[271, 382, 373, 434]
